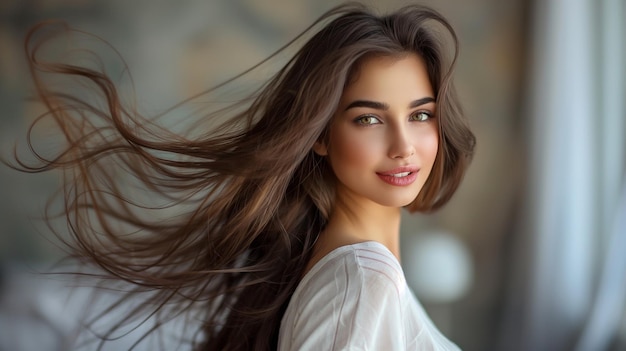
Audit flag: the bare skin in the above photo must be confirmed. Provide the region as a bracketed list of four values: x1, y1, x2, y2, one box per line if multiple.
[305, 200, 402, 275]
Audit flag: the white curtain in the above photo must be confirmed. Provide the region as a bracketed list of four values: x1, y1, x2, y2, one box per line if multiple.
[501, 0, 626, 350]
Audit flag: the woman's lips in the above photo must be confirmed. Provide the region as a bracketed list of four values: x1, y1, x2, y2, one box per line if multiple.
[376, 167, 419, 186]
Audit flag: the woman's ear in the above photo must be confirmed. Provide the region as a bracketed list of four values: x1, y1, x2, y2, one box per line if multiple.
[312, 141, 328, 156]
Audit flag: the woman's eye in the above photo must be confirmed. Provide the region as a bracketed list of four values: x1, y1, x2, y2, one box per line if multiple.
[410, 111, 432, 122]
[355, 115, 382, 125]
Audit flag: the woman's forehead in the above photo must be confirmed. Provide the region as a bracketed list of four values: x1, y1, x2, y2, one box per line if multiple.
[339, 54, 434, 108]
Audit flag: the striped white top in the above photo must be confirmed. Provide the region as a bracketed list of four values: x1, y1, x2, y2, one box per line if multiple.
[278, 241, 461, 350]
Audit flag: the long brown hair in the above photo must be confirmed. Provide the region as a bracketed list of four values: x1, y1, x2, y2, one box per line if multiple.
[7, 2, 475, 350]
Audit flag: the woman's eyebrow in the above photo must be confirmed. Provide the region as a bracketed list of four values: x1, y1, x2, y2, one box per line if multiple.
[344, 97, 436, 111]
[409, 97, 435, 108]
[344, 100, 388, 111]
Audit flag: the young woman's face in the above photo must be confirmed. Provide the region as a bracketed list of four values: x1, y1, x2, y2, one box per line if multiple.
[315, 54, 439, 208]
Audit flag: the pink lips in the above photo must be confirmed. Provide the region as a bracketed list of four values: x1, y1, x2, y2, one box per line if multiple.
[376, 166, 419, 186]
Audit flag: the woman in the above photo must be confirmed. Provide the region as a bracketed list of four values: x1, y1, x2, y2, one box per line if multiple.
[11, 2, 475, 350]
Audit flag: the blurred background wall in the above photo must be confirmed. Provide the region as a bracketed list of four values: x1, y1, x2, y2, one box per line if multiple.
[0, 0, 624, 350]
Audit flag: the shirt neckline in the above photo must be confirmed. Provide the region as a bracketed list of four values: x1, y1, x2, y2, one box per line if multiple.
[297, 240, 396, 291]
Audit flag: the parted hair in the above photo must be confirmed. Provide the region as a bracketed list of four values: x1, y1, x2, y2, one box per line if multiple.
[8, 2, 475, 350]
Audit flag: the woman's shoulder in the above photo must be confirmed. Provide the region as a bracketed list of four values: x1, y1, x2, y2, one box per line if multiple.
[299, 241, 406, 294]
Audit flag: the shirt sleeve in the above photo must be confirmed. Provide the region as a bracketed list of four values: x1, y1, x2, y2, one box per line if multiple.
[284, 256, 408, 351]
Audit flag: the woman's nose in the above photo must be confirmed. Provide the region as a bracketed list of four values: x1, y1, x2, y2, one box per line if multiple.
[388, 127, 415, 159]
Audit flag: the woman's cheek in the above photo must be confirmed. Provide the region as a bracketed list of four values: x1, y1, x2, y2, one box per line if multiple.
[417, 127, 439, 168]
[335, 129, 381, 167]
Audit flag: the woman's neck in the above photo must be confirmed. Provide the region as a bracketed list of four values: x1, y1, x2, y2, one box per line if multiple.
[325, 203, 402, 254]
[304, 195, 403, 275]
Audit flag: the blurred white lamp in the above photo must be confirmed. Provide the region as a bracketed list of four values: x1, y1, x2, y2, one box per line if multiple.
[403, 230, 473, 303]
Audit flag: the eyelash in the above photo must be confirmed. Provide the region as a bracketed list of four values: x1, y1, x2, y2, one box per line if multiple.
[354, 111, 433, 126]
[354, 115, 382, 126]
[410, 111, 433, 122]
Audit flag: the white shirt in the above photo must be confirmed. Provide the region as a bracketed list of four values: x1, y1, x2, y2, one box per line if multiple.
[278, 241, 461, 351]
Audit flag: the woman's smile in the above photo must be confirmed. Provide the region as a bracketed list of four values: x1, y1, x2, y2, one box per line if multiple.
[376, 166, 420, 186]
